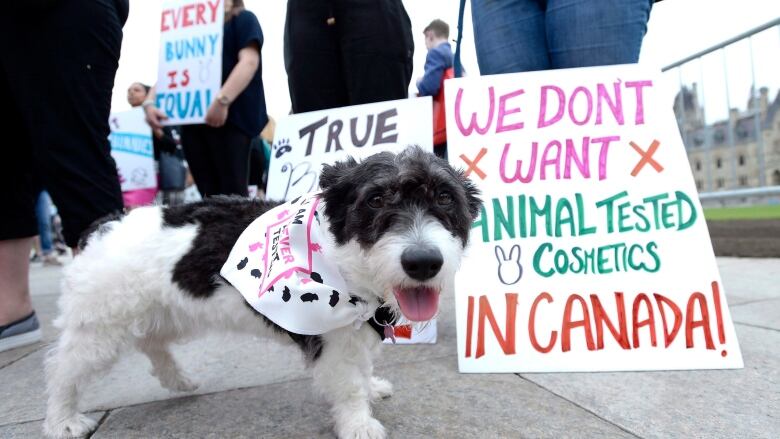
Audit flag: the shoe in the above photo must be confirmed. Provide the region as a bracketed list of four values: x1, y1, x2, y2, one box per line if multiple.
[43, 254, 63, 266]
[30, 253, 42, 263]
[0, 312, 42, 352]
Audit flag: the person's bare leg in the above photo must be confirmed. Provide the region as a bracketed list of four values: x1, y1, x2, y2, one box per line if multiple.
[0, 237, 34, 325]
[32, 236, 42, 258]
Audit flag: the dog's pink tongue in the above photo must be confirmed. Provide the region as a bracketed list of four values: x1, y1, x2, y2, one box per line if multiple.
[393, 287, 439, 322]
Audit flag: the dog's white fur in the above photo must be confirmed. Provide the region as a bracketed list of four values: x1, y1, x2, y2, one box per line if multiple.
[43, 203, 463, 439]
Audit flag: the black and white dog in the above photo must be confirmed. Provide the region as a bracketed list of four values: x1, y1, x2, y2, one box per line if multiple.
[44, 146, 481, 439]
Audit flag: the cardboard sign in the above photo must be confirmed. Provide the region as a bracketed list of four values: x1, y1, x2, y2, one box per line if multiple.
[267, 97, 437, 344]
[266, 97, 433, 201]
[155, 0, 224, 125]
[446, 64, 743, 372]
[109, 108, 156, 192]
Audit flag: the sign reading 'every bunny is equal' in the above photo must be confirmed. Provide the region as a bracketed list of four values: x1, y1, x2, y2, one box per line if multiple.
[446, 64, 743, 372]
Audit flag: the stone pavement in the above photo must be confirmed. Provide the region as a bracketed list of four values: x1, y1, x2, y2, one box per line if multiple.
[1, 258, 778, 438]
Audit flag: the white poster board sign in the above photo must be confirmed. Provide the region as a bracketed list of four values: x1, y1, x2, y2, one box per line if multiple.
[109, 108, 156, 192]
[155, 0, 224, 125]
[267, 97, 437, 343]
[267, 97, 433, 201]
[446, 64, 743, 372]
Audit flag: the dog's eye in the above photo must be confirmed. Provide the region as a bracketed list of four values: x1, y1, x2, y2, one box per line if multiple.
[437, 191, 453, 206]
[368, 195, 384, 209]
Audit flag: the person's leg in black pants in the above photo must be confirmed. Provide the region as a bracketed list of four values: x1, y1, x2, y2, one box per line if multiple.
[284, 0, 349, 113]
[337, 0, 414, 105]
[181, 124, 250, 197]
[2, 0, 126, 248]
[213, 125, 251, 197]
[181, 124, 221, 198]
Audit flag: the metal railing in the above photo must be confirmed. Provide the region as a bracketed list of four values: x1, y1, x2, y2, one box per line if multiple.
[662, 18, 780, 206]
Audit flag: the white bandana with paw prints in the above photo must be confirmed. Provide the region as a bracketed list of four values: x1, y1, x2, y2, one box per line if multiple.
[220, 193, 377, 335]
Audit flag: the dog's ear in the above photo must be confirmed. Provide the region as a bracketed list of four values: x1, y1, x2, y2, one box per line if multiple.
[459, 171, 483, 221]
[319, 156, 359, 190]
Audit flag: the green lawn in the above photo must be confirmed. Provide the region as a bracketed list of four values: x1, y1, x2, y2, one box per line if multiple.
[703, 204, 780, 221]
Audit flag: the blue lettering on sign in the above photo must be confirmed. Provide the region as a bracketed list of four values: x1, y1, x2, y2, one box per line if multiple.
[165, 33, 220, 61]
[109, 132, 153, 157]
[156, 89, 213, 120]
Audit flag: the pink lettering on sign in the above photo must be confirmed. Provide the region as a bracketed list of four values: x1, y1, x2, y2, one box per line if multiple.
[625, 80, 653, 124]
[498, 135, 617, 183]
[538, 80, 646, 128]
[496, 89, 525, 133]
[161, 0, 222, 32]
[454, 87, 495, 136]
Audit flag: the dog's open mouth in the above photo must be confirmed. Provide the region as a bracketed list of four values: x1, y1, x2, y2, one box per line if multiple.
[392, 286, 439, 322]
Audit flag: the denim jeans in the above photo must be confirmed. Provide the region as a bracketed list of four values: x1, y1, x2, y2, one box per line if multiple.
[35, 191, 53, 254]
[471, 0, 652, 74]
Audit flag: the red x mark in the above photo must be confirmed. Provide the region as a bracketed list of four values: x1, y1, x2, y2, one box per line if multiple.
[629, 140, 664, 177]
[460, 147, 488, 180]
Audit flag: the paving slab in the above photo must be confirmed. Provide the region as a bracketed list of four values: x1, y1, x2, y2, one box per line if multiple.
[519, 324, 780, 439]
[0, 412, 104, 438]
[0, 333, 309, 426]
[716, 258, 780, 304]
[731, 298, 780, 331]
[93, 356, 634, 439]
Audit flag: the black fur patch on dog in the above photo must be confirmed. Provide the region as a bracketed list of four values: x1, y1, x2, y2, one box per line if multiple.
[250, 269, 261, 278]
[319, 146, 482, 247]
[237, 257, 249, 270]
[310, 272, 323, 283]
[163, 196, 278, 299]
[300, 293, 319, 302]
[282, 286, 291, 302]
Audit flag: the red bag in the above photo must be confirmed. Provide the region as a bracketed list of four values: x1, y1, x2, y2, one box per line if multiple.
[432, 67, 455, 146]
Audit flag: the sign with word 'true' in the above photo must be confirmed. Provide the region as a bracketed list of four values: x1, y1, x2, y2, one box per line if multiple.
[266, 97, 433, 201]
[446, 64, 743, 372]
[109, 108, 156, 192]
[156, 0, 223, 125]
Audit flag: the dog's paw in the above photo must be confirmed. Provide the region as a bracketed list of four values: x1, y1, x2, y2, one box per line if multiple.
[369, 377, 393, 401]
[43, 413, 98, 438]
[161, 374, 199, 393]
[337, 417, 386, 439]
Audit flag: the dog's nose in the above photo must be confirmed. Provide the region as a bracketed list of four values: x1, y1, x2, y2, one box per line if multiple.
[401, 247, 443, 281]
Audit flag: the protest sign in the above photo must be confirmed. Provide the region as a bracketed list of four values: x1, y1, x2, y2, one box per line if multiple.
[155, 0, 223, 125]
[266, 97, 433, 200]
[446, 64, 743, 372]
[267, 97, 437, 343]
[109, 108, 156, 193]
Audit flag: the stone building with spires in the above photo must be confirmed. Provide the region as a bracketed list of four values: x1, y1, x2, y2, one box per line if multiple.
[674, 84, 780, 193]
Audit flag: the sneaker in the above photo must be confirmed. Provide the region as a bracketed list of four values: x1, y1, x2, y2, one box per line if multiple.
[0, 312, 42, 352]
[43, 254, 63, 266]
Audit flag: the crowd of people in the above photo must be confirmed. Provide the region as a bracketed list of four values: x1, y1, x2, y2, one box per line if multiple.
[0, 0, 652, 352]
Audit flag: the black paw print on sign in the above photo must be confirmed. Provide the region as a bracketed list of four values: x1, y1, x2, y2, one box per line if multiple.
[273, 138, 292, 159]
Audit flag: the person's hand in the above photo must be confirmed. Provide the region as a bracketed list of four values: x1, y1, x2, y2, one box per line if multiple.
[205, 100, 228, 127]
[153, 128, 164, 139]
[144, 105, 168, 130]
